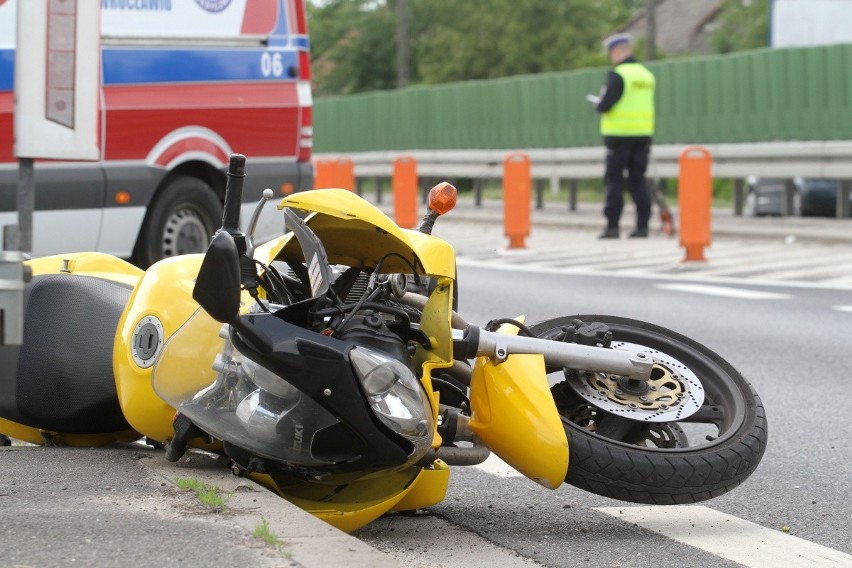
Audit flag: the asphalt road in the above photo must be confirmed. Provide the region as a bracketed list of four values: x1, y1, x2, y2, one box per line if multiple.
[358, 264, 852, 568]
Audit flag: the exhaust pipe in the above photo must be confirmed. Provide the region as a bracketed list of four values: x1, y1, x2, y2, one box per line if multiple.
[417, 444, 491, 467]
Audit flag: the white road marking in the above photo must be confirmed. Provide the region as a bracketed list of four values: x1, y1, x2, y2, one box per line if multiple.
[833, 305, 852, 313]
[474, 454, 523, 478]
[456, 257, 852, 291]
[471, 457, 852, 566]
[595, 505, 852, 568]
[655, 283, 792, 300]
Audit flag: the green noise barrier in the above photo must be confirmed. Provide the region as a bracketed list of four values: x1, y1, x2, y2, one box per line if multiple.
[314, 44, 852, 153]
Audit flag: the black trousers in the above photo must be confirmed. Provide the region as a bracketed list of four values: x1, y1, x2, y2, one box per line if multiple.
[603, 137, 652, 230]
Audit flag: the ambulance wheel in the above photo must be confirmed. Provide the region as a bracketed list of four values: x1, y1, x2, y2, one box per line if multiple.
[134, 176, 223, 267]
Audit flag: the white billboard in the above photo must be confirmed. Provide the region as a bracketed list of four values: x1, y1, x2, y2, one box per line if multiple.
[1, 0, 275, 44]
[100, 0, 276, 38]
[0, 1, 16, 48]
[14, 0, 100, 160]
[771, 0, 852, 48]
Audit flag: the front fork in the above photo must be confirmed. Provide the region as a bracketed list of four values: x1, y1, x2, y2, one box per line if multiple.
[456, 326, 655, 380]
[439, 321, 655, 488]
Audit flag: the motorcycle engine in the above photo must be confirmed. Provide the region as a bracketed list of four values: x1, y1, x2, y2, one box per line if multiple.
[331, 269, 421, 364]
[335, 308, 411, 365]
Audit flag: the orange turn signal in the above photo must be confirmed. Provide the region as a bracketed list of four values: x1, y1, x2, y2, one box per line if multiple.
[115, 191, 131, 205]
[428, 182, 457, 215]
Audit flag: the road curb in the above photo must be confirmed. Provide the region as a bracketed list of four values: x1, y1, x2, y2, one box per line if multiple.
[141, 451, 398, 568]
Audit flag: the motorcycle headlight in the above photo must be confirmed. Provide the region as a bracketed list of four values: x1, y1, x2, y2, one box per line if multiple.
[350, 346, 434, 461]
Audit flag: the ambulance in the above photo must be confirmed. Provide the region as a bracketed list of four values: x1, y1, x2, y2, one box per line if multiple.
[0, 0, 313, 266]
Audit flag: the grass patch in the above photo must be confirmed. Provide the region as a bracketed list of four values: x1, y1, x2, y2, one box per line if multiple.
[252, 518, 291, 557]
[175, 477, 232, 511]
[252, 518, 281, 546]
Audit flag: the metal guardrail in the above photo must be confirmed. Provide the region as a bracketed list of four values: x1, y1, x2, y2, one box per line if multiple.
[316, 141, 852, 219]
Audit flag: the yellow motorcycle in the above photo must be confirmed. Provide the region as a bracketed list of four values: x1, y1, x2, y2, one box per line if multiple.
[0, 155, 767, 532]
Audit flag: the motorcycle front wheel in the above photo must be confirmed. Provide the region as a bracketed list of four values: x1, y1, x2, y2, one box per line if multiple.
[529, 315, 768, 505]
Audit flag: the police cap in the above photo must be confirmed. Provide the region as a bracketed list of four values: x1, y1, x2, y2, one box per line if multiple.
[602, 33, 632, 52]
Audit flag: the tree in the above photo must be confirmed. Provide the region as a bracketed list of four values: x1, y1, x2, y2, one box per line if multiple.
[412, 0, 618, 84]
[712, 0, 770, 54]
[308, 0, 398, 96]
[306, 0, 769, 97]
[308, 0, 638, 94]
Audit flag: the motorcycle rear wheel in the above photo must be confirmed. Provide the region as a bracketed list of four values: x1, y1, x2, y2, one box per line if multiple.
[529, 315, 768, 504]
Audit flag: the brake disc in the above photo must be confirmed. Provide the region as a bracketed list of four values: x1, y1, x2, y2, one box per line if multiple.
[564, 341, 705, 423]
[564, 402, 688, 447]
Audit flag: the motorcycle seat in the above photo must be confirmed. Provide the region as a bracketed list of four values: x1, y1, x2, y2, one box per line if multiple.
[0, 273, 134, 434]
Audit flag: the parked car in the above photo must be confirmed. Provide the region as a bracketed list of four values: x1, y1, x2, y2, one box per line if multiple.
[744, 178, 794, 217]
[797, 178, 843, 217]
[745, 177, 845, 217]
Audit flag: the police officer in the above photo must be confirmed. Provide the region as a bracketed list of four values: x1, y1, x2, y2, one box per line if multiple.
[594, 33, 656, 239]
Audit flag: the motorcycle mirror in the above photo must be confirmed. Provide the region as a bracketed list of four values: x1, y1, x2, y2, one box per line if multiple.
[192, 231, 242, 323]
[427, 182, 457, 216]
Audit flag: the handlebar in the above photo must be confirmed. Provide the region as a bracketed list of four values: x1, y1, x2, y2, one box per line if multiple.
[222, 154, 246, 233]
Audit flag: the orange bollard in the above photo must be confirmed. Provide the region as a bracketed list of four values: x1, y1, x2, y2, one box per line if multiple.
[313, 158, 337, 189]
[677, 146, 713, 262]
[313, 157, 354, 191]
[503, 152, 531, 249]
[336, 158, 355, 192]
[392, 155, 418, 229]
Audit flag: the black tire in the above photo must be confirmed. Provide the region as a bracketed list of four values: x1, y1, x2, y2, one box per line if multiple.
[134, 176, 223, 267]
[529, 315, 768, 505]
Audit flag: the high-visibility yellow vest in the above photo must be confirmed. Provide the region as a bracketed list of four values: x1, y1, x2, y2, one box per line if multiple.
[600, 62, 655, 136]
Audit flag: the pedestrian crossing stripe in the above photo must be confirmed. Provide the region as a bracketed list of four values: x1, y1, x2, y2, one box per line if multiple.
[654, 283, 792, 300]
[595, 506, 852, 568]
[472, 456, 852, 567]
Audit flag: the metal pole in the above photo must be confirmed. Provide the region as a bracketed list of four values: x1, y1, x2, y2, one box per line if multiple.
[535, 179, 545, 210]
[568, 179, 578, 212]
[0, 158, 32, 346]
[646, 0, 657, 61]
[733, 178, 745, 216]
[783, 179, 796, 217]
[474, 178, 483, 207]
[17, 157, 34, 253]
[396, 0, 410, 89]
[839, 180, 852, 219]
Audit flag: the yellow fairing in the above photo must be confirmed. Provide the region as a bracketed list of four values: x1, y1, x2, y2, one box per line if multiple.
[251, 461, 450, 533]
[391, 460, 450, 512]
[469, 322, 569, 489]
[411, 276, 455, 446]
[113, 255, 209, 442]
[270, 189, 456, 278]
[27, 252, 143, 285]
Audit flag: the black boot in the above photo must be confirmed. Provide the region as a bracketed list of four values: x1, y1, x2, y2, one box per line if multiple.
[628, 228, 648, 238]
[598, 227, 619, 239]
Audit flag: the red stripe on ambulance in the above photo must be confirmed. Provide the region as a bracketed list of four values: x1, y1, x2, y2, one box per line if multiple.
[241, 0, 279, 35]
[152, 136, 230, 169]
